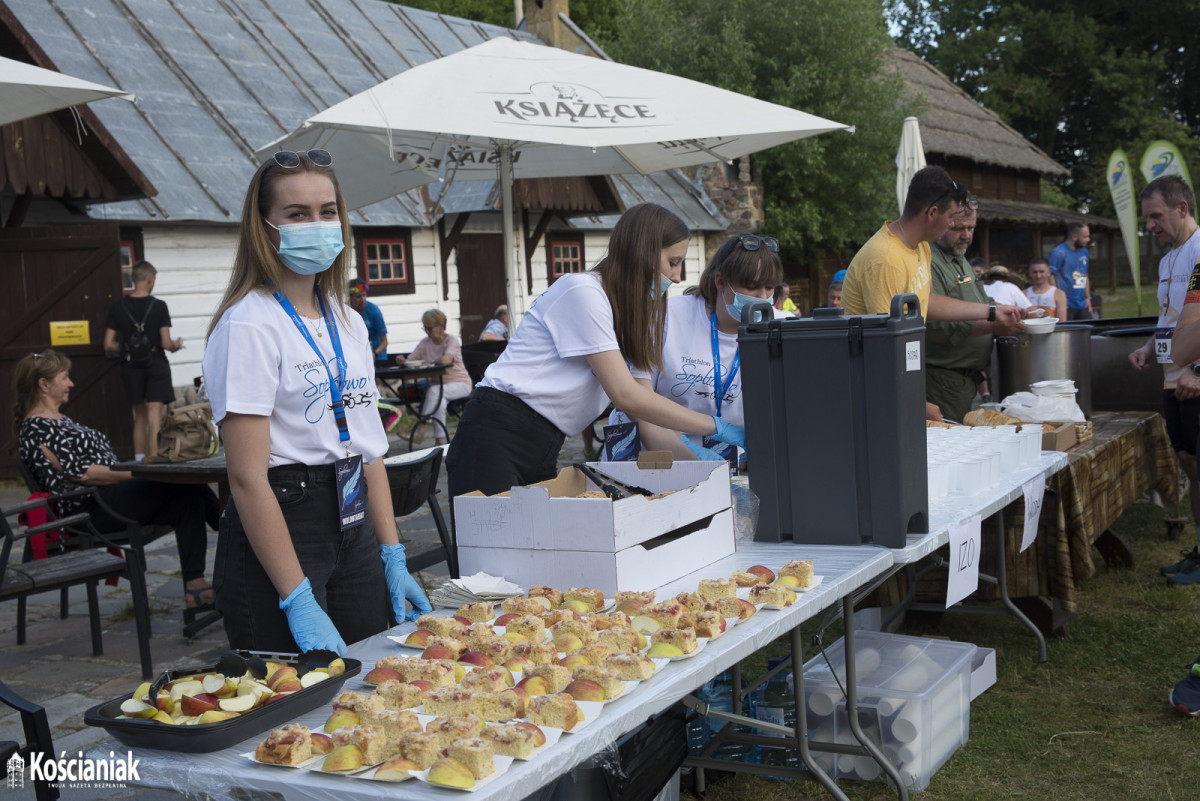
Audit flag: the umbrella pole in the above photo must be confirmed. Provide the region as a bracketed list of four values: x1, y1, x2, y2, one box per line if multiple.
[500, 142, 518, 338]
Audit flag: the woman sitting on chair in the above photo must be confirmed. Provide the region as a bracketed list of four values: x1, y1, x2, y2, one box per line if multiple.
[394, 309, 472, 447]
[13, 349, 220, 609]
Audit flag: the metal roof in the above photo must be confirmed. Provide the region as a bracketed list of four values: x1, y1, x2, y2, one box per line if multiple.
[5, 0, 727, 231]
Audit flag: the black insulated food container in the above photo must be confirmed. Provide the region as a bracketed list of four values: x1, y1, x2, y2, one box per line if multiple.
[738, 295, 928, 546]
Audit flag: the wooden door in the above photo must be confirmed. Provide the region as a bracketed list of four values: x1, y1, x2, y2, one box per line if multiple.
[0, 224, 131, 476]
[455, 234, 506, 344]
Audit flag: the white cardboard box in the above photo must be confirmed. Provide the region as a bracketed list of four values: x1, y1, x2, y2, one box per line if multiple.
[454, 461, 735, 596]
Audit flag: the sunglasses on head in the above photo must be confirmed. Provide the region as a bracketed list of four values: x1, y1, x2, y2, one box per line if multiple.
[272, 150, 333, 169]
[729, 234, 779, 254]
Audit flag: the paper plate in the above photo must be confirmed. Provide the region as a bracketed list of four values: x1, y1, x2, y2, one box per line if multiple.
[413, 755, 515, 792]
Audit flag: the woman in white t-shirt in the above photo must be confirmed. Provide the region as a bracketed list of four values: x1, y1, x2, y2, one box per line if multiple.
[607, 233, 783, 464]
[981, 266, 1033, 310]
[445, 203, 747, 499]
[202, 150, 429, 655]
[394, 308, 472, 447]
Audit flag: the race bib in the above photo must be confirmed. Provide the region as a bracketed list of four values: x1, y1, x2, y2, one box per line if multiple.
[1073, 271, 1087, 290]
[1156, 328, 1174, 364]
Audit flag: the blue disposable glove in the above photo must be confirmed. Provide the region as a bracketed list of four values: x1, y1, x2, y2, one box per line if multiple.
[712, 416, 745, 449]
[279, 577, 347, 655]
[380, 543, 433, 623]
[679, 433, 727, 462]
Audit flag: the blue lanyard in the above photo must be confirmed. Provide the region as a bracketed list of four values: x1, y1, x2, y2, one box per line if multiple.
[709, 311, 740, 417]
[273, 289, 351, 449]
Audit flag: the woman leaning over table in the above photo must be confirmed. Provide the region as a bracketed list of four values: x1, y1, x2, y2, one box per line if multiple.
[202, 149, 430, 655]
[13, 349, 219, 608]
[446, 202, 746, 499]
[605, 232, 782, 465]
[394, 308, 472, 448]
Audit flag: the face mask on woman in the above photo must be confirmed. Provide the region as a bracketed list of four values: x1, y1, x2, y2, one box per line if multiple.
[724, 284, 764, 322]
[265, 220, 344, 275]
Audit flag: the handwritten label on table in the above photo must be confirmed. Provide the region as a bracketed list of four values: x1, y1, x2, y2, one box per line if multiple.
[946, 514, 981, 608]
[1021, 474, 1047, 553]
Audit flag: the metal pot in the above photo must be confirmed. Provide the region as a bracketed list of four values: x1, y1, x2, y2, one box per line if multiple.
[993, 324, 1092, 417]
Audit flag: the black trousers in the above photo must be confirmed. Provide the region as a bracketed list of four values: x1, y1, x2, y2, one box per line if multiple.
[213, 463, 389, 653]
[86, 478, 218, 582]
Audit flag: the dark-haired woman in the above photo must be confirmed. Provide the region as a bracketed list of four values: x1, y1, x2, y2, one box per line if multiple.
[446, 202, 746, 499]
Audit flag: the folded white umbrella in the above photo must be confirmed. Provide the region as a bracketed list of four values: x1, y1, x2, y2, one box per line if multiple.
[896, 116, 926, 216]
[0, 56, 134, 126]
[260, 38, 852, 329]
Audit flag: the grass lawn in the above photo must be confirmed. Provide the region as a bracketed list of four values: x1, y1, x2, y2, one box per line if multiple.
[1095, 286, 1156, 320]
[684, 501, 1200, 800]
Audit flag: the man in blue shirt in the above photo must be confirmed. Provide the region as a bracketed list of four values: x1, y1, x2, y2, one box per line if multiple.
[1048, 223, 1093, 320]
[349, 279, 388, 361]
[479, 304, 509, 341]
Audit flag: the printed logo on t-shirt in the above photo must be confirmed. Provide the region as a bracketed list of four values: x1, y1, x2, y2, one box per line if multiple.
[295, 357, 373, 424]
[669, 357, 740, 407]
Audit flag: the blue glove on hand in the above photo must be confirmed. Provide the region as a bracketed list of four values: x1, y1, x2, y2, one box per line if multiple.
[679, 433, 727, 462]
[712, 416, 746, 449]
[279, 577, 347, 655]
[381, 543, 433, 623]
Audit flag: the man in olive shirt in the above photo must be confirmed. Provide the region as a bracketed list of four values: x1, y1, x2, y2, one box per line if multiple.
[926, 201, 1024, 421]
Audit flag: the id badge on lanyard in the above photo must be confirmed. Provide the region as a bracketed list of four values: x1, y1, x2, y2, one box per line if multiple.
[1156, 328, 1174, 364]
[274, 290, 366, 531]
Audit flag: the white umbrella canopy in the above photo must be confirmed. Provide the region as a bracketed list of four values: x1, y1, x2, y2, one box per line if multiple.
[259, 37, 852, 329]
[0, 56, 134, 126]
[895, 116, 926, 216]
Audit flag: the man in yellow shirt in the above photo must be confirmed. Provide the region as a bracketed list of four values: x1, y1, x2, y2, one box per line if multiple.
[843, 166, 1024, 419]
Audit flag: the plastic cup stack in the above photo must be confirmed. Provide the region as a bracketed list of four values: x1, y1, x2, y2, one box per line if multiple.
[927, 422, 1044, 503]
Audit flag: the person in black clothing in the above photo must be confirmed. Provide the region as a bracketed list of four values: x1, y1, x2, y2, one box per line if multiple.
[13, 349, 219, 609]
[103, 260, 184, 460]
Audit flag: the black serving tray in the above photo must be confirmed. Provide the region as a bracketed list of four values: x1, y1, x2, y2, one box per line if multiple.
[84, 650, 360, 752]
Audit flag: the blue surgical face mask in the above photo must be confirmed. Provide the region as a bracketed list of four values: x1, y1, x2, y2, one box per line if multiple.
[723, 284, 764, 322]
[265, 220, 344, 275]
[652, 272, 673, 299]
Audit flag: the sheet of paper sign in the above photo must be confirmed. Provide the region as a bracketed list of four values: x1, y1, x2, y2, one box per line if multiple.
[946, 514, 981, 608]
[1021, 474, 1047, 553]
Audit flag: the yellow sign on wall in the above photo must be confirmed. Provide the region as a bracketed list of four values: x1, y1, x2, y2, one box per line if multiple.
[49, 320, 90, 346]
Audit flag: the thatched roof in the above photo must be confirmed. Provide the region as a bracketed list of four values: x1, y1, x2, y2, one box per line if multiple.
[978, 198, 1118, 230]
[888, 48, 1068, 177]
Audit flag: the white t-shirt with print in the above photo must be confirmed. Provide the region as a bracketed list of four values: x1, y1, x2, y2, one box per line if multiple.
[203, 288, 388, 467]
[481, 272, 619, 435]
[1156, 228, 1200, 387]
[621, 294, 741, 452]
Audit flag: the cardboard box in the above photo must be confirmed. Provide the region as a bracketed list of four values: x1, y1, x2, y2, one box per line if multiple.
[1041, 421, 1078, 451]
[454, 461, 734, 596]
[969, 647, 996, 701]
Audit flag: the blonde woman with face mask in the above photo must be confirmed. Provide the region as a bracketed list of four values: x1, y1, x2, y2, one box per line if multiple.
[203, 150, 429, 655]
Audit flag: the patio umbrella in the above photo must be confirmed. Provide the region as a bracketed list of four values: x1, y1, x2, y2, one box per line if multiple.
[895, 116, 926, 216]
[0, 56, 134, 126]
[259, 37, 852, 333]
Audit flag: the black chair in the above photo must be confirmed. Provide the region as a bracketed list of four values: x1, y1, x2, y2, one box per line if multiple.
[0, 680, 59, 801]
[461, 340, 507, 386]
[0, 498, 153, 678]
[16, 460, 220, 643]
[384, 446, 457, 579]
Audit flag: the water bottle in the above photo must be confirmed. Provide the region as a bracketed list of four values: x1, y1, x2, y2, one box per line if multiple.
[688, 669, 754, 762]
[754, 657, 800, 770]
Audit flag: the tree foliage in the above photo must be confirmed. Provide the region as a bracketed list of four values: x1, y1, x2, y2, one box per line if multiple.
[887, 1, 1200, 215]
[600, 0, 913, 267]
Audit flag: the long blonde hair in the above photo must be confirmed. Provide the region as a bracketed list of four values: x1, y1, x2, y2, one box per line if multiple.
[207, 154, 353, 337]
[11, 350, 71, 432]
[593, 203, 689, 372]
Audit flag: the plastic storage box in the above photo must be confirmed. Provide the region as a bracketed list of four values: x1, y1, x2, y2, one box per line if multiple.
[802, 631, 976, 791]
[738, 296, 928, 546]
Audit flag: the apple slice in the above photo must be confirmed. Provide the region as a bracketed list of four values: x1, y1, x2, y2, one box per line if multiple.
[119, 699, 158, 719]
[629, 615, 661, 633]
[218, 693, 257, 713]
[299, 671, 329, 688]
